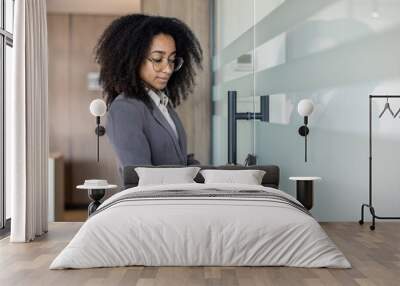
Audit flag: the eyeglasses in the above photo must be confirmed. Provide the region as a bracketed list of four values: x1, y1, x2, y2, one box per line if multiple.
[147, 56, 184, 72]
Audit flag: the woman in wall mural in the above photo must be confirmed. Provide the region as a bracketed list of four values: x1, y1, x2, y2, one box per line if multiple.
[95, 14, 202, 174]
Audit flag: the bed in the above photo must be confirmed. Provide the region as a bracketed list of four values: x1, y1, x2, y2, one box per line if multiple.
[50, 165, 350, 269]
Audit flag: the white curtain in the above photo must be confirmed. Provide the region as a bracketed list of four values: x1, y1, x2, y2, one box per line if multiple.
[9, 0, 49, 242]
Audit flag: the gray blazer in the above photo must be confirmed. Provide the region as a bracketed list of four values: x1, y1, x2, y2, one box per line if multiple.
[106, 94, 199, 173]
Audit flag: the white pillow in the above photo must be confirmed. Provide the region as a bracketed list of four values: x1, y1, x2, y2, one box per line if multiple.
[135, 167, 201, 186]
[200, 169, 266, 185]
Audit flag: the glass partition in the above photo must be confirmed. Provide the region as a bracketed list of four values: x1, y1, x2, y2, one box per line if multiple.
[252, 0, 400, 220]
[212, 0, 400, 221]
[212, 0, 256, 165]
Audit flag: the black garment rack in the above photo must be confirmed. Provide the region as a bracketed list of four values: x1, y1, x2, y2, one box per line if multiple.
[359, 95, 400, 230]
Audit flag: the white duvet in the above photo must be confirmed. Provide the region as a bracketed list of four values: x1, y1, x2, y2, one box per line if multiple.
[50, 183, 351, 269]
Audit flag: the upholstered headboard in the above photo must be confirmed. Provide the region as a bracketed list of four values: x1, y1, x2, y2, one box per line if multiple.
[123, 165, 280, 189]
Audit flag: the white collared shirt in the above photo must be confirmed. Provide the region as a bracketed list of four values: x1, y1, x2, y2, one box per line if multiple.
[147, 89, 179, 139]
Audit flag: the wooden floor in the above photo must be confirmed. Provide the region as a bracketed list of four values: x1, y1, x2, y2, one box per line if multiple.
[0, 222, 399, 286]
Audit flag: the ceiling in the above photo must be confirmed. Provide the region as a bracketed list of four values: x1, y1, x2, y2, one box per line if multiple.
[46, 0, 141, 15]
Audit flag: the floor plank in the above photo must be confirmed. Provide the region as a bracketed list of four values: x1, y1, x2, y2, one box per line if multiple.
[0, 222, 399, 286]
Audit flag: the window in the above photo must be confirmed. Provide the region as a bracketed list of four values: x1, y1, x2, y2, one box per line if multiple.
[1, 0, 14, 233]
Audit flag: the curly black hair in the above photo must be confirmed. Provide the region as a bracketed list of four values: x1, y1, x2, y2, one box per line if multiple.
[94, 14, 203, 108]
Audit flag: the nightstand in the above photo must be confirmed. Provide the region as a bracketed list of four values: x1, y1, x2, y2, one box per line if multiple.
[289, 177, 321, 210]
[77, 180, 118, 216]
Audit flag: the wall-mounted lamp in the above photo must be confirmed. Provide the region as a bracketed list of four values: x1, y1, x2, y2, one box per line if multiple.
[297, 99, 314, 162]
[89, 99, 107, 162]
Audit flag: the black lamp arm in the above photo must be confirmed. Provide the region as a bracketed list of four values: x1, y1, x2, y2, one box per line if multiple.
[95, 116, 106, 136]
[298, 116, 310, 162]
[298, 116, 309, 137]
[94, 116, 106, 162]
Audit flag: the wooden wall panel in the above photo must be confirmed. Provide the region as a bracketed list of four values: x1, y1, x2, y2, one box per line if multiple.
[47, 0, 141, 15]
[142, 0, 212, 165]
[48, 14, 121, 207]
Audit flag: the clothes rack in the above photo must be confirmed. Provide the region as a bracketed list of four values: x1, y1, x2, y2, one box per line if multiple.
[359, 95, 400, 230]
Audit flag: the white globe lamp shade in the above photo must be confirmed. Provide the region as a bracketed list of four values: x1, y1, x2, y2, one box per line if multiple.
[297, 99, 314, 117]
[90, 99, 107, 117]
